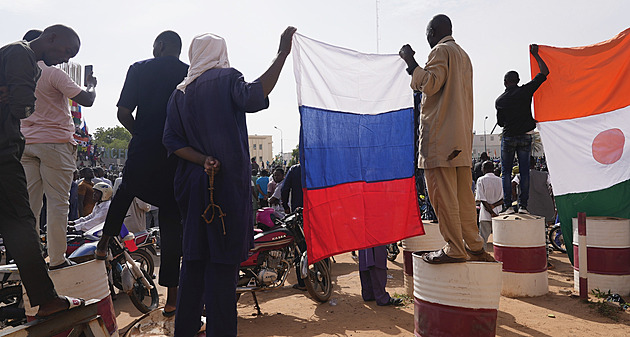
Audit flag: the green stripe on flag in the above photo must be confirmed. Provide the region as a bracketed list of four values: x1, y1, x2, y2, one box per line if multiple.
[556, 179, 630, 264]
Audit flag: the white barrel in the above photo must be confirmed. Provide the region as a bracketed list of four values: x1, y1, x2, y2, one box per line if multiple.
[572, 217, 630, 296]
[412, 252, 502, 337]
[492, 214, 548, 297]
[23, 260, 118, 337]
[401, 221, 445, 276]
[403, 274, 414, 296]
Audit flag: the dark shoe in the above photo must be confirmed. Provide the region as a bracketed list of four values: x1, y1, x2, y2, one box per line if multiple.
[292, 284, 307, 291]
[379, 297, 404, 306]
[466, 248, 497, 262]
[421, 249, 466, 264]
[49, 259, 77, 270]
[518, 206, 530, 214]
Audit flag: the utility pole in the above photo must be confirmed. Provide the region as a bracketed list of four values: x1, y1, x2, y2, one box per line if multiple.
[484, 116, 488, 154]
[274, 126, 283, 164]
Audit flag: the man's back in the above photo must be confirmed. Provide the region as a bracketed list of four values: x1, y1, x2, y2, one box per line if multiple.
[0, 42, 40, 157]
[118, 56, 188, 145]
[496, 73, 547, 136]
[412, 37, 473, 169]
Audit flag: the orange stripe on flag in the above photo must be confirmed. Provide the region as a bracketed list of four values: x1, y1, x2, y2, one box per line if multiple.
[531, 28, 630, 122]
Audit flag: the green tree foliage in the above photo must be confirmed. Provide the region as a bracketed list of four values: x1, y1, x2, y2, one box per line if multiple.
[93, 126, 131, 150]
[288, 145, 299, 166]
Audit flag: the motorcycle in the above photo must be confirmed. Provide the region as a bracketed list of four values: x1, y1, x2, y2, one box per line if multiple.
[64, 223, 157, 278]
[69, 227, 159, 313]
[386, 243, 400, 262]
[237, 208, 332, 315]
[547, 222, 566, 253]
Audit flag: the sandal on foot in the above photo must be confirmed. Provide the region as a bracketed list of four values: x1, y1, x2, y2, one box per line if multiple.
[466, 248, 497, 262]
[36, 296, 85, 319]
[421, 249, 466, 264]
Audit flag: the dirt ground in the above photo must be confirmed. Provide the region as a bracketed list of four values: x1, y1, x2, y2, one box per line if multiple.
[114, 247, 630, 337]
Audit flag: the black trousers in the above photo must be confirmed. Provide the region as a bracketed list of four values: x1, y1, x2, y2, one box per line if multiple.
[103, 172, 183, 288]
[0, 152, 57, 306]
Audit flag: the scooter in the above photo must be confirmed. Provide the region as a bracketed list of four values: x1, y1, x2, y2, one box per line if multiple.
[237, 208, 332, 315]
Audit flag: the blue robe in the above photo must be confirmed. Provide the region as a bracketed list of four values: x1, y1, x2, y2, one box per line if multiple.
[164, 67, 269, 337]
[164, 67, 269, 264]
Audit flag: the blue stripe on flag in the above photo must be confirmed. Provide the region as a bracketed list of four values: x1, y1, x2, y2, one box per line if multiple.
[299, 105, 415, 189]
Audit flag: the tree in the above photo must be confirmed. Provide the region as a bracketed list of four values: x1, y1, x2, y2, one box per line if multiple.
[288, 145, 299, 166]
[93, 126, 131, 150]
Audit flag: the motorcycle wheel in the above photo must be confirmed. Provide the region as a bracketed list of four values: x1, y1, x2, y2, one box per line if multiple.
[0, 285, 25, 328]
[128, 268, 159, 313]
[549, 226, 566, 253]
[130, 248, 155, 278]
[304, 260, 332, 303]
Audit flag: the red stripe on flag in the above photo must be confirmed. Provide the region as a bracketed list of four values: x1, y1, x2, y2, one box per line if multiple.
[303, 177, 423, 263]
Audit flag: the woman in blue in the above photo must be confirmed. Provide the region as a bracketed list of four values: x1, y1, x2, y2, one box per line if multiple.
[163, 27, 296, 337]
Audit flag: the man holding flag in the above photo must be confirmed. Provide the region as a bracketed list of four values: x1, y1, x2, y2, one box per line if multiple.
[496, 45, 549, 215]
[399, 14, 493, 264]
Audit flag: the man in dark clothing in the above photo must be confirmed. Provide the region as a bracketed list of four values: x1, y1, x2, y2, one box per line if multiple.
[281, 163, 303, 213]
[496, 44, 549, 215]
[473, 152, 490, 182]
[96, 31, 188, 316]
[163, 27, 297, 336]
[0, 24, 85, 317]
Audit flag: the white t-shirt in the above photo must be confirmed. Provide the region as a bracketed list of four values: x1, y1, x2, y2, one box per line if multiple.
[475, 173, 503, 222]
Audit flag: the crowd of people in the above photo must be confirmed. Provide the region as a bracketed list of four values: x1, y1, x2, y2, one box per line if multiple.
[0, 12, 556, 336]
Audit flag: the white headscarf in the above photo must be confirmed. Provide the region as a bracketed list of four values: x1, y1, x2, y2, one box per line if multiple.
[177, 33, 230, 93]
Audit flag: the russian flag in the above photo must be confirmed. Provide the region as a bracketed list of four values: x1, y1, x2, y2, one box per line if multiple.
[533, 28, 630, 263]
[292, 34, 423, 263]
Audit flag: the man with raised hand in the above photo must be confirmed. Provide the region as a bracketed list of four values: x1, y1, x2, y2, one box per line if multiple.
[399, 15, 494, 264]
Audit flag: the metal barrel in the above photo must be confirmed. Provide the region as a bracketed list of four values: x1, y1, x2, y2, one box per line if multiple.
[401, 222, 446, 296]
[413, 251, 502, 337]
[572, 216, 630, 295]
[492, 214, 548, 297]
[23, 260, 118, 337]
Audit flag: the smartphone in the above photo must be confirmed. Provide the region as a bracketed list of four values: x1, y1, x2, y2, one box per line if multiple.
[84, 65, 93, 86]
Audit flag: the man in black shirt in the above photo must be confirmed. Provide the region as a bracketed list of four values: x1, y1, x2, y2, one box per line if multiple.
[496, 44, 549, 214]
[0, 24, 86, 317]
[96, 31, 188, 316]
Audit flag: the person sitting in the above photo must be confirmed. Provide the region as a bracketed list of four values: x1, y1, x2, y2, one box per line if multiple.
[68, 182, 113, 233]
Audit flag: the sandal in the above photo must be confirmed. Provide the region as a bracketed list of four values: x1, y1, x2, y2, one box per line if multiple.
[421, 249, 466, 264]
[35, 296, 85, 319]
[162, 308, 176, 317]
[94, 250, 108, 260]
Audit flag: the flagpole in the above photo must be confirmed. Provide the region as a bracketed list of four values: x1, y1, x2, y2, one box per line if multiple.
[376, 0, 380, 53]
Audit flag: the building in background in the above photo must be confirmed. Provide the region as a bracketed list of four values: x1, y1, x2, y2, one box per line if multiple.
[248, 135, 273, 169]
[472, 131, 545, 159]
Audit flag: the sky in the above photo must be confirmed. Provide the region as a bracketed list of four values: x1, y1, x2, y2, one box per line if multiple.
[1, 0, 628, 155]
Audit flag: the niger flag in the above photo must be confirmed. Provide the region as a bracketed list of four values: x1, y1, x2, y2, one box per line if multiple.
[532, 28, 630, 262]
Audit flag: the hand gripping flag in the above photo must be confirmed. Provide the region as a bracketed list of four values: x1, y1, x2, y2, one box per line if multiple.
[532, 28, 630, 263]
[292, 34, 423, 263]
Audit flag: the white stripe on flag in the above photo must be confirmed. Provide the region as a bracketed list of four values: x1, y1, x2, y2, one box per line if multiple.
[292, 33, 412, 115]
[538, 105, 630, 195]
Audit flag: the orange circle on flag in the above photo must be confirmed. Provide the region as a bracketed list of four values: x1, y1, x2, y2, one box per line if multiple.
[592, 128, 625, 165]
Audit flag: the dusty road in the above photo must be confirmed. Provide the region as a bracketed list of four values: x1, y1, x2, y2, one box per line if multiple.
[115, 248, 629, 336]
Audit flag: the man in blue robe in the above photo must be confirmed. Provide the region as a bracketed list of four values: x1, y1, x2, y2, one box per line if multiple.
[163, 27, 297, 337]
[358, 246, 403, 306]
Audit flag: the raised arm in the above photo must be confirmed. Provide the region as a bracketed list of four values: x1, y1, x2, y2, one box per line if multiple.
[530, 44, 549, 76]
[71, 73, 97, 107]
[256, 26, 297, 97]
